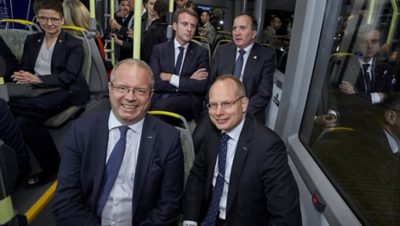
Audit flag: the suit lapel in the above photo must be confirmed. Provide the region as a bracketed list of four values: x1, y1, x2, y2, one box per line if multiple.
[131, 115, 157, 214]
[180, 42, 194, 77]
[33, 34, 44, 63]
[51, 32, 66, 70]
[242, 44, 259, 81]
[167, 40, 176, 73]
[226, 116, 252, 214]
[91, 112, 111, 209]
[228, 44, 237, 74]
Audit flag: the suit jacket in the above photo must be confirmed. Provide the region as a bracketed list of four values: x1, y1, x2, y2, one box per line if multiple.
[210, 42, 275, 123]
[184, 114, 301, 226]
[150, 40, 209, 114]
[20, 31, 89, 105]
[53, 112, 184, 226]
[0, 36, 18, 80]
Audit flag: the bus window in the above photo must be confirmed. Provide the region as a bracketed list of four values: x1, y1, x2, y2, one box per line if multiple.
[300, 1, 400, 225]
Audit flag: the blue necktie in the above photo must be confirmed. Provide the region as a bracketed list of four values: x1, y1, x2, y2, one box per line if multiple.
[201, 133, 230, 226]
[233, 49, 246, 78]
[174, 46, 185, 75]
[96, 126, 129, 216]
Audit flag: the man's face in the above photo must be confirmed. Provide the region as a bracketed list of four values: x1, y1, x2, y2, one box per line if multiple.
[355, 29, 381, 61]
[145, 0, 156, 18]
[119, 0, 131, 17]
[208, 79, 248, 132]
[200, 12, 209, 24]
[271, 17, 282, 30]
[173, 12, 197, 45]
[232, 15, 257, 49]
[176, 0, 188, 9]
[109, 63, 153, 125]
[37, 9, 63, 35]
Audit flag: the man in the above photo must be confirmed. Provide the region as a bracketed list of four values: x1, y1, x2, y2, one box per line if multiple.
[261, 15, 287, 50]
[209, 12, 275, 123]
[183, 75, 301, 226]
[332, 25, 394, 103]
[150, 8, 209, 121]
[175, 0, 188, 10]
[53, 59, 184, 225]
[199, 10, 216, 44]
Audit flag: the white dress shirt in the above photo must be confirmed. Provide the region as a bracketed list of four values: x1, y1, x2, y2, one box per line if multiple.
[34, 37, 56, 76]
[170, 39, 189, 88]
[235, 43, 254, 80]
[101, 112, 144, 226]
[358, 58, 382, 103]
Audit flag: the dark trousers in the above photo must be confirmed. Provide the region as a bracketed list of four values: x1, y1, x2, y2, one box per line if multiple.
[151, 94, 196, 121]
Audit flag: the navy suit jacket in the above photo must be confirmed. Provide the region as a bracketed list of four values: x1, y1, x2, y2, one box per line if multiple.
[53, 112, 184, 226]
[150, 40, 209, 112]
[184, 114, 301, 226]
[19, 31, 89, 105]
[210, 42, 275, 123]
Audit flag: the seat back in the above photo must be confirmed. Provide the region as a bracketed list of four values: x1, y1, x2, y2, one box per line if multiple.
[212, 39, 232, 59]
[148, 111, 195, 187]
[192, 39, 211, 64]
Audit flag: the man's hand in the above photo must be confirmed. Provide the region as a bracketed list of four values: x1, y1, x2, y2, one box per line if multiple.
[109, 18, 122, 31]
[339, 81, 356, 94]
[160, 72, 172, 82]
[11, 70, 43, 84]
[110, 33, 123, 46]
[190, 68, 208, 81]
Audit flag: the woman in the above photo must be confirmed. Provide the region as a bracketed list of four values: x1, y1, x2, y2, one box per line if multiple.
[10, 0, 89, 186]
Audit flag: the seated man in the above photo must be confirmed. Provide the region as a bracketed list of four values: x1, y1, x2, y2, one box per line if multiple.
[9, 0, 89, 186]
[150, 8, 209, 121]
[53, 59, 183, 225]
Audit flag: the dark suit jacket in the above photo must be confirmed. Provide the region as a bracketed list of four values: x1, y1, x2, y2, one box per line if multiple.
[210, 42, 275, 123]
[184, 114, 301, 226]
[53, 112, 184, 226]
[150, 40, 210, 115]
[0, 36, 18, 80]
[19, 31, 89, 105]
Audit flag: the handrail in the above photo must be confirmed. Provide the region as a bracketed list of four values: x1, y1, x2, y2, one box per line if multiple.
[25, 181, 58, 224]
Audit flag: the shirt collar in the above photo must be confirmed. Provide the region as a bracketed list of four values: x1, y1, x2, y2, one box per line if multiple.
[358, 57, 374, 66]
[223, 116, 245, 142]
[383, 129, 399, 154]
[236, 43, 254, 54]
[108, 111, 145, 134]
[174, 38, 189, 49]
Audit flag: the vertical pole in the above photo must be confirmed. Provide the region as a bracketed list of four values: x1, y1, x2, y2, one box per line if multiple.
[110, 0, 115, 65]
[133, 0, 142, 59]
[89, 0, 96, 31]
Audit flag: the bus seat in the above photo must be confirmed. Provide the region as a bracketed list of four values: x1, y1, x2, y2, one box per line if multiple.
[148, 111, 195, 187]
[192, 39, 211, 64]
[212, 39, 232, 59]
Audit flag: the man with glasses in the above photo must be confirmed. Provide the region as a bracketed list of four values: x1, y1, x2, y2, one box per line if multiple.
[149, 8, 209, 121]
[53, 59, 184, 225]
[9, 0, 89, 186]
[183, 75, 301, 226]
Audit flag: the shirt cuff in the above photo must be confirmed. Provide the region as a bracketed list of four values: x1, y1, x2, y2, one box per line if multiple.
[182, 220, 198, 226]
[370, 92, 382, 104]
[170, 74, 180, 88]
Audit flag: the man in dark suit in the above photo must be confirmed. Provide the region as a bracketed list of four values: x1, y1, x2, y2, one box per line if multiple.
[183, 75, 301, 226]
[53, 59, 184, 225]
[150, 8, 209, 121]
[9, 0, 89, 186]
[209, 12, 275, 123]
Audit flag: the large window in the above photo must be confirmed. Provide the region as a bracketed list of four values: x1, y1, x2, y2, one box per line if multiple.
[300, 0, 400, 225]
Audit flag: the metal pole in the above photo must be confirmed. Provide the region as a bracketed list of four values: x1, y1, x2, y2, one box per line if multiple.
[254, 0, 266, 42]
[133, 0, 142, 59]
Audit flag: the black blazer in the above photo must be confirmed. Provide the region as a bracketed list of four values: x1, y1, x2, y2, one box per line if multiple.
[210, 42, 275, 123]
[20, 31, 89, 105]
[53, 112, 184, 226]
[184, 114, 302, 226]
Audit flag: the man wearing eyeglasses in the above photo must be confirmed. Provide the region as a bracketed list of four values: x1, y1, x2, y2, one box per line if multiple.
[183, 75, 301, 226]
[54, 59, 184, 225]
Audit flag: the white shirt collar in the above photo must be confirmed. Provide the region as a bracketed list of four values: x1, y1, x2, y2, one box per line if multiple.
[236, 43, 254, 54]
[108, 111, 145, 134]
[223, 116, 245, 142]
[383, 129, 399, 154]
[174, 38, 189, 49]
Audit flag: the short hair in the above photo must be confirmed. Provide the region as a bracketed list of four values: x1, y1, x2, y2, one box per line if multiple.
[154, 0, 168, 19]
[118, 0, 129, 5]
[33, 0, 64, 17]
[110, 59, 155, 89]
[173, 8, 198, 23]
[210, 75, 246, 98]
[235, 12, 258, 31]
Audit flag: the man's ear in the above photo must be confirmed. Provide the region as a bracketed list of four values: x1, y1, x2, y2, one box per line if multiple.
[172, 22, 177, 31]
[385, 109, 397, 126]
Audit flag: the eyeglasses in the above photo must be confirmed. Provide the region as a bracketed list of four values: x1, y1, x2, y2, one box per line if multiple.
[37, 16, 62, 24]
[206, 96, 244, 110]
[110, 83, 152, 96]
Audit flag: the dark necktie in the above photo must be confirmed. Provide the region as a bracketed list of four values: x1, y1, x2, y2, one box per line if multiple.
[201, 133, 230, 226]
[96, 126, 129, 216]
[233, 49, 246, 79]
[362, 63, 371, 93]
[174, 46, 185, 75]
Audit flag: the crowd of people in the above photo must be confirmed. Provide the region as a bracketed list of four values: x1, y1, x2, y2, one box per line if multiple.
[0, 0, 304, 225]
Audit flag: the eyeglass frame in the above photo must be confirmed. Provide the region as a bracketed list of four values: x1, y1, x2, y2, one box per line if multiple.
[37, 16, 62, 24]
[110, 82, 153, 96]
[206, 96, 244, 110]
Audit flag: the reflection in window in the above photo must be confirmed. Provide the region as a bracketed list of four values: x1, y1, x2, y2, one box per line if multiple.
[301, 1, 400, 225]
